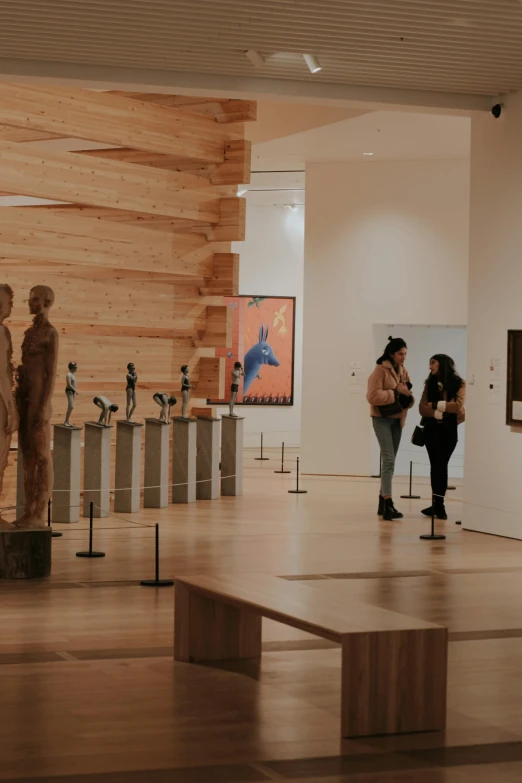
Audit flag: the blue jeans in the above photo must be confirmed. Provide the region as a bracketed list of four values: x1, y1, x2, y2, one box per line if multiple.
[372, 417, 402, 497]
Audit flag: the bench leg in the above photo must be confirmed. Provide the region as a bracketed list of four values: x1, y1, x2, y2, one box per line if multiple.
[341, 628, 447, 738]
[174, 583, 262, 662]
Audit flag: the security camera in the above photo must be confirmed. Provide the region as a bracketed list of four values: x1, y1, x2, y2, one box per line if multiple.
[491, 103, 502, 119]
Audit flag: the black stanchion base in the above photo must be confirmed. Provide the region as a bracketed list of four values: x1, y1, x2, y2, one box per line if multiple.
[371, 474, 381, 479]
[400, 494, 421, 499]
[455, 520, 462, 526]
[274, 469, 291, 474]
[419, 533, 446, 541]
[447, 486, 456, 491]
[76, 551, 105, 558]
[140, 579, 174, 587]
[255, 457, 269, 461]
[51, 531, 63, 537]
[288, 489, 308, 494]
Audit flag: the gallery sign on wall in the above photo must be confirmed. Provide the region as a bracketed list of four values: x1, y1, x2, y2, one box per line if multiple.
[210, 296, 296, 406]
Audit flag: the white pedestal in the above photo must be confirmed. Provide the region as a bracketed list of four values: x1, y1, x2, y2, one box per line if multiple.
[52, 424, 82, 523]
[221, 415, 244, 496]
[115, 421, 143, 513]
[172, 418, 196, 504]
[196, 417, 221, 500]
[83, 422, 111, 518]
[144, 419, 170, 508]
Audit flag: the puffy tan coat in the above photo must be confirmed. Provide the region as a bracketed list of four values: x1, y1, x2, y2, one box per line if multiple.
[419, 380, 466, 425]
[367, 360, 414, 427]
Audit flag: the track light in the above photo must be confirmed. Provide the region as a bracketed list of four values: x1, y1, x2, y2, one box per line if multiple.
[286, 205, 298, 212]
[245, 50, 265, 68]
[303, 54, 322, 73]
[237, 188, 247, 196]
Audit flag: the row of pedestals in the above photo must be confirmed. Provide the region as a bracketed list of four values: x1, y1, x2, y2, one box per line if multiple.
[18, 415, 243, 523]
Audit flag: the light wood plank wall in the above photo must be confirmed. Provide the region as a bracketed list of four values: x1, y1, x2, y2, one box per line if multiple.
[0, 86, 254, 504]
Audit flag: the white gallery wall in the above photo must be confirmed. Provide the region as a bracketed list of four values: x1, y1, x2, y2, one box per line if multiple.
[232, 202, 304, 447]
[302, 159, 470, 475]
[464, 94, 522, 538]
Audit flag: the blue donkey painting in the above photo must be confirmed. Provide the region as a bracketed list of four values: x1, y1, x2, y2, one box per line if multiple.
[243, 325, 280, 393]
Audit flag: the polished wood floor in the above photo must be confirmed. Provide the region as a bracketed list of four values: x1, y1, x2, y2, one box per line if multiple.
[2, 449, 522, 782]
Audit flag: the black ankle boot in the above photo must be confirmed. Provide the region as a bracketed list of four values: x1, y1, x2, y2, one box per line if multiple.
[378, 495, 384, 516]
[434, 498, 448, 520]
[383, 498, 403, 521]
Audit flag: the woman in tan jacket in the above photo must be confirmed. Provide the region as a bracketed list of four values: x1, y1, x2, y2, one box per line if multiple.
[367, 337, 414, 521]
[418, 354, 466, 520]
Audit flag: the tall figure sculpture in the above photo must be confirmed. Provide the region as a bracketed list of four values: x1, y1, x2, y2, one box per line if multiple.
[153, 392, 177, 424]
[0, 284, 17, 522]
[126, 362, 137, 421]
[64, 361, 78, 427]
[180, 365, 193, 419]
[15, 286, 58, 528]
[229, 361, 244, 417]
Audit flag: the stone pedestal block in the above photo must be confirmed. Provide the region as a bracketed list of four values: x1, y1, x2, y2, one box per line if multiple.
[83, 422, 111, 518]
[196, 417, 221, 501]
[144, 419, 170, 508]
[221, 415, 244, 496]
[172, 417, 196, 504]
[0, 528, 52, 579]
[115, 421, 143, 513]
[52, 424, 82, 523]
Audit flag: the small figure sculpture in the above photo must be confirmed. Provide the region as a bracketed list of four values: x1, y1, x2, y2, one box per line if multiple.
[93, 396, 119, 427]
[126, 362, 137, 421]
[229, 361, 244, 417]
[64, 361, 78, 427]
[15, 286, 59, 528]
[181, 365, 194, 419]
[153, 392, 177, 424]
[0, 284, 17, 523]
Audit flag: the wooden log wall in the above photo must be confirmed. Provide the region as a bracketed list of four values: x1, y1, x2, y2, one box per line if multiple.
[0, 86, 254, 505]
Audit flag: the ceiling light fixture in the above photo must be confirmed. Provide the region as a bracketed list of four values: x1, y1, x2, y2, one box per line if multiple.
[245, 50, 265, 68]
[286, 204, 298, 212]
[303, 54, 322, 73]
[237, 188, 247, 196]
[363, 152, 374, 156]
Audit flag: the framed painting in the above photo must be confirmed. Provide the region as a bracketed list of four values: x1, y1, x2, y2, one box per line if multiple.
[209, 295, 296, 406]
[507, 330, 522, 425]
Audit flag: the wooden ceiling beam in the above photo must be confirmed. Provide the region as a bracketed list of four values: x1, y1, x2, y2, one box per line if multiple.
[0, 141, 222, 222]
[0, 84, 227, 163]
[109, 93, 257, 124]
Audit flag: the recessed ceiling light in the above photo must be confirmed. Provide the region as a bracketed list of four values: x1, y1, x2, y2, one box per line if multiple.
[363, 152, 374, 156]
[303, 54, 322, 73]
[245, 50, 265, 68]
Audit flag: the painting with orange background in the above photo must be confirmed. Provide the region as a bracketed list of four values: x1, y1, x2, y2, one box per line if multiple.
[210, 296, 295, 406]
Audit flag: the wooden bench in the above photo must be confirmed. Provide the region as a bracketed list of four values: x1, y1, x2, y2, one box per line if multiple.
[174, 573, 448, 738]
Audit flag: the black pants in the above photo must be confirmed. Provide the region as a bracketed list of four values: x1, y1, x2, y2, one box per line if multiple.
[425, 423, 458, 500]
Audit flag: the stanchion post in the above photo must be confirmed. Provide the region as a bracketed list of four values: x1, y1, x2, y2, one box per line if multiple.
[140, 523, 174, 587]
[48, 498, 62, 538]
[76, 501, 105, 558]
[420, 509, 446, 541]
[401, 461, 421, 500]
[274, 441, 291, 474]
[255, 432, 269, 461]
[288, 457, 308, 495]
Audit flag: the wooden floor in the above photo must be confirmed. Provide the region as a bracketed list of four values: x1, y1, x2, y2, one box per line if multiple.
[2, 449, 522, 782]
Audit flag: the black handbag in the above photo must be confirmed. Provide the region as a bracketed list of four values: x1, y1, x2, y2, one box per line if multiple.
[378, 398, 403, 417]
[411, 425, 426, 447]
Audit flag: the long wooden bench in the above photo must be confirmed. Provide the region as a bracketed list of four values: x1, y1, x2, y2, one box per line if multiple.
[174, 573, 448, 738]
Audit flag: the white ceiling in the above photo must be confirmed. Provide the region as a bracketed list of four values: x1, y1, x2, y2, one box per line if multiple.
[1, 1, 522, 109]
[252, 110, 471, 171]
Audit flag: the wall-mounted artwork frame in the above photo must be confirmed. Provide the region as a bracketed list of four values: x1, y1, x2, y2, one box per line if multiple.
[506, 330, 522, 425]
[208, 295, 296, 407]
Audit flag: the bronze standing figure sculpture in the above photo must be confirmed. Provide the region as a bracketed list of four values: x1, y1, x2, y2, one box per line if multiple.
[15, 286, 59, 528]
[64, 361, 78, 427]
[0, 284, 17, 524]
[126, 362, 137, 422]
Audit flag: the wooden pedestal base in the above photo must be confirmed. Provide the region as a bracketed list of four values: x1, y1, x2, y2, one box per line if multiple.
[0, 528, 52, 579]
